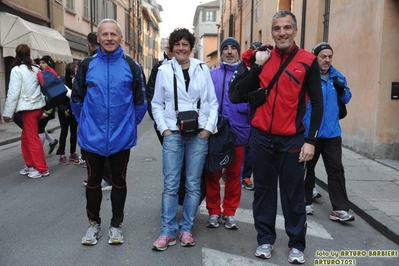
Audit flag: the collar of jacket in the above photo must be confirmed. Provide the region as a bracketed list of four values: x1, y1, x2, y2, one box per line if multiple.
[97, 46, 124, 62]
[272, 42, 298, 58]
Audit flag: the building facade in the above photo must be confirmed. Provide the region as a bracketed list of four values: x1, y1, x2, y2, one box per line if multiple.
[218, 0, 399, 160]
[0, 0, 163, 114]
[193, 0, 220, 67]
[0, 0, 72, 114]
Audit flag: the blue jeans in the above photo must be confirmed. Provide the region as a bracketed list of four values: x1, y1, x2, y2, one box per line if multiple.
[160, 132, 208, 237]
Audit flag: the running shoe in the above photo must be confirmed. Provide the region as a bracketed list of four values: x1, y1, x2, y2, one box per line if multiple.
[108, 226, 124, 244]
[288, 248, 305, 264]
[152, 236, 176, 251]
[82, 221, 101, 245]
[255, 244, 273, 259]
[206, 215, 220, 228]
[330, 210, 355, 222]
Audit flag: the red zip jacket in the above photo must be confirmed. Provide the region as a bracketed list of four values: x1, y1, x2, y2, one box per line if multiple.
[251, 44, 323, 145]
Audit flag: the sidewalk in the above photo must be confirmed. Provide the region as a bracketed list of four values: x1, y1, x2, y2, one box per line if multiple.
[1, 119, 399, 245]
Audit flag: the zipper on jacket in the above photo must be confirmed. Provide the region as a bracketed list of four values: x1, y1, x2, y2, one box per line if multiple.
[106, 54, 110, 154]
[285, 69, 300, 85]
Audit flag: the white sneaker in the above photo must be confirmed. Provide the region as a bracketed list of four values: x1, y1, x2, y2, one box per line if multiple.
[312, 188, 322, 199]
[306, 204, 314, 215]
[101, 180, 112, 191]
[108, 226, 124, 244]
[288, 248, 305, 264]
[20, 166, 35, 175]
[28, 169, 50, 179]
[82, 221, 101, 245]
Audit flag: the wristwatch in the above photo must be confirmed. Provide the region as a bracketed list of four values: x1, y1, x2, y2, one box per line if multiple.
[253, 63, 263, 68]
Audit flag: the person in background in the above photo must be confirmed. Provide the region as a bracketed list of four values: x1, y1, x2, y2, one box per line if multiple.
[74, 32, 101, 168]
[146, 47, 173, 143]
[2, 44, 49, 178]
[151, 28, 218, 251]
[241, 144, 254, 190]
[37, 56, 60, 156]
[304, 42, 353, 222]
[55, 62, 78, 165]
[71, 19, 147, 246]
[239, 41, 263, 191]
[232, 10, 323, 264]
[204, 37, 251, 230]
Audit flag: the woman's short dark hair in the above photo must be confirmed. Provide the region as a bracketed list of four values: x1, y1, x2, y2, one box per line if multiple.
[168, 28, 196, 53]
[12, 44, 33, 70]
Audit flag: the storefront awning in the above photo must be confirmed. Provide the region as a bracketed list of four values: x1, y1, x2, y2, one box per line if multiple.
[0, 12, 73, 62]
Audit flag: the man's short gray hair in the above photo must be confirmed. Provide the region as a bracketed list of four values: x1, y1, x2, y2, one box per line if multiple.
[97, 18, 123, 36]
[271, 10, 298, 31]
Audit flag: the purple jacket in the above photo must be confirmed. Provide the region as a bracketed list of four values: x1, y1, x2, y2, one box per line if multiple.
[210, 62, 251, 146]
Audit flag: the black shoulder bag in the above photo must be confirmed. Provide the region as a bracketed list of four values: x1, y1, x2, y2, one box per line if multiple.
[204, 71, 237, 172]
[173, 71, 200, 137]
[248, 46, 299, 107]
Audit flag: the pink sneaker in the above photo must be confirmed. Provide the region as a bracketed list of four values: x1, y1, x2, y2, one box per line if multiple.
[179, 232, 195, 247]
[152, 236, 176, 251]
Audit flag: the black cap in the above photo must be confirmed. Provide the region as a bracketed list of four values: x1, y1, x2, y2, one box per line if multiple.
[40, 55, 55, 68]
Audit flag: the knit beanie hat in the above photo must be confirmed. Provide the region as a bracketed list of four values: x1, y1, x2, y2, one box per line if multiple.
[40, 55, 55, 68]
[220, 37, 240, 55]
[312, 42, 333, 56]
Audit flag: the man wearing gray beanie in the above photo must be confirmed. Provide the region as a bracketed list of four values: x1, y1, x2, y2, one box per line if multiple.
[204, 36, 251, 231]
[304, 42, 353, 222]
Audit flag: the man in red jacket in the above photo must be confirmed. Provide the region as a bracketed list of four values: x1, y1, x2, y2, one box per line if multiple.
[233, 10, 323, 264]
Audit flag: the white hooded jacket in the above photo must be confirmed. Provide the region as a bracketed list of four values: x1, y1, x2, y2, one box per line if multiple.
[152, 57, 219, 135]
[3, 64, 45, 118]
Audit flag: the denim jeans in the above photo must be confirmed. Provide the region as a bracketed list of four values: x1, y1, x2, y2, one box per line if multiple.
[160, 132, 208, 237]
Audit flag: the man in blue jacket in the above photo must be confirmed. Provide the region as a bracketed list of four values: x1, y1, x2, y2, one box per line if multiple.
[303, 42, 354, 222]
[71, 19, 147, 246]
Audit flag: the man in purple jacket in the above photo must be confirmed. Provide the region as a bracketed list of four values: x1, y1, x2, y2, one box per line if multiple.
[204, 37, 251, 230]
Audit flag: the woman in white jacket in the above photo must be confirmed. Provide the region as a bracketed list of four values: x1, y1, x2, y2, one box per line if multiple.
[152, 28, 219, 251]
[2, 44, 49, 178]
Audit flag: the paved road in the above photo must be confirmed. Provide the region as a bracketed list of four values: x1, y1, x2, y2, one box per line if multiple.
[0, 115, 397, 265]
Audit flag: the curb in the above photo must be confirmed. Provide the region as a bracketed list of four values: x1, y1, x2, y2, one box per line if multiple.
[315, 178, 399, 245]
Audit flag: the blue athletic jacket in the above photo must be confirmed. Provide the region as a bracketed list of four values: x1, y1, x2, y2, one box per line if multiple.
[304, 65, 352, 138]
[71, 46, 147, 156]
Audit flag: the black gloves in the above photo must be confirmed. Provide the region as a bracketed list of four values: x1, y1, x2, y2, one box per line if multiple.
[333, 76, 345, 95]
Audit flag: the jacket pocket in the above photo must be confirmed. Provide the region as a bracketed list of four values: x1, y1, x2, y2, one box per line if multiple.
[285, 70, 300, 85]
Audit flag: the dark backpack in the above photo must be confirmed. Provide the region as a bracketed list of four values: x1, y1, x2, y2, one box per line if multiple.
[40, 71, 67, 109]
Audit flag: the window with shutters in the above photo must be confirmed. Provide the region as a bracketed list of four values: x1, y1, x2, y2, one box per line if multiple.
[83, 0, 89, 18]
[203, 10, 216, 22]
[67, 0, 75, 11]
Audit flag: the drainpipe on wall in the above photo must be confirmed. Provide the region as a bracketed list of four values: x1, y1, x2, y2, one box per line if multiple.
[250, 0, 254, 44]
[47, 0, 52, 28]
[300, 0, 307, 49]
[90, 0, 94, 32]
